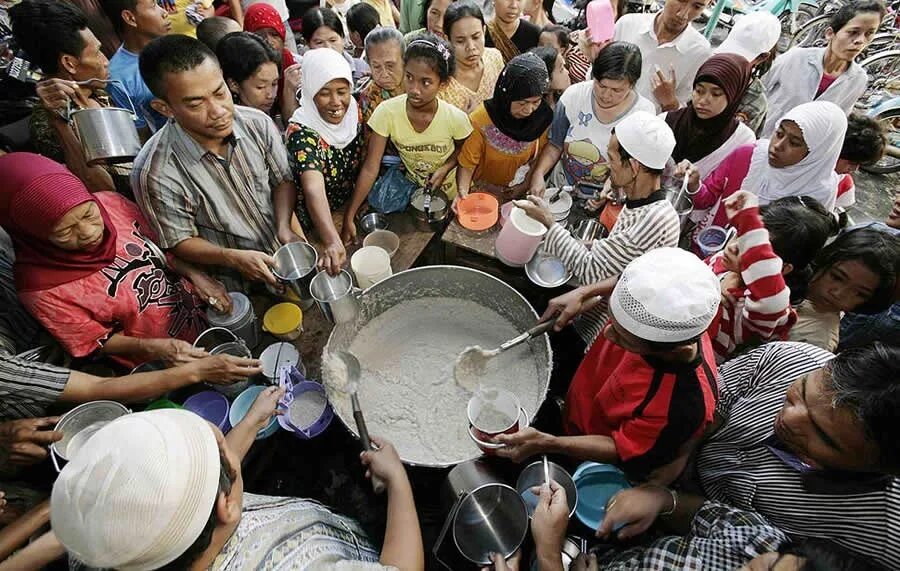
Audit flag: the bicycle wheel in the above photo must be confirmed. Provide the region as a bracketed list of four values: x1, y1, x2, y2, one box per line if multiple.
[788, 13, 831, 50]
[861, 106, 900, 174]
[862, 32, 899, 58]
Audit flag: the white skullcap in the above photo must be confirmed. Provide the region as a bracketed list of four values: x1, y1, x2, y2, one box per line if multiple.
[715, 12, 781, 62]
[610, 248, 720, 343]
[51, 409, 221, 571]
[614, 111, 676, 170]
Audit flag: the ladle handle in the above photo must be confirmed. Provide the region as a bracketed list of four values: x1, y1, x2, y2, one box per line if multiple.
[496, 320, 556, 353]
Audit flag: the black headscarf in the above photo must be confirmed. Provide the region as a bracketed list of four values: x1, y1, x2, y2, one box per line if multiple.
[484, 52, 554, 142]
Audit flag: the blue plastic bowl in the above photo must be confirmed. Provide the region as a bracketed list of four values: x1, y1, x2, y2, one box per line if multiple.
[229, 385, 279, 439]
[572, 462, 630, 530]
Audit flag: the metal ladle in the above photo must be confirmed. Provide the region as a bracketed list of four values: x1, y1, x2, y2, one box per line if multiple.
[334, 351, 386, 494]
[454, 320, 555, 391]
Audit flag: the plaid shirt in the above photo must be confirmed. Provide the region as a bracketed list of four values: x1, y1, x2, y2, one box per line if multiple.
[131, 106, 289, 290]
[598, 501, 788, 570]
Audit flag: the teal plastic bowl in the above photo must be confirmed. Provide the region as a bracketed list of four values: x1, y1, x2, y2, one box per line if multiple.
[229, 386, 279, 439]
[572, 462, 630, 530]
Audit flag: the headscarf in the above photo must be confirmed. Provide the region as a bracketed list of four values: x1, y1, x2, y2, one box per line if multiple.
[244, 3, 285, 39]
[0, 153, 117, 292]
[484, 52, 553, 142]
[289, 48, 360, 149]
[742, 101, 847, 210]
[666, 54, 752, 163]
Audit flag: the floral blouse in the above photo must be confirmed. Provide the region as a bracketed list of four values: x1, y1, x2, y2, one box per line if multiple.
[285, 120, 364, 229]
[438, 48, 504, 114]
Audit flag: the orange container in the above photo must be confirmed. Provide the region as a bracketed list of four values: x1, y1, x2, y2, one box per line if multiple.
[457, 192, 500, 232]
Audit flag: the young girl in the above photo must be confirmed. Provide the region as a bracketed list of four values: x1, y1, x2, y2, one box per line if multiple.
[790, 226, 900, 351]
[217, 32, 280, 117]
[302, 7, 370, 83]
[704, 191, 834, 363]
[341, 33, 473, 244]
[530, 45, 571, 109]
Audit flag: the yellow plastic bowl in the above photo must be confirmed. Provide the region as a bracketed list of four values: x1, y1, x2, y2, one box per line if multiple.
[263, 303, 303, 340]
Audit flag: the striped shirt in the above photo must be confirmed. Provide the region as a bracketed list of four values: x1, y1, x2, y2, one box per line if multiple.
[0, 354, 69, 421]
[705, 205, 795, 363]
[131, 106, 288, 290]
[697, 342, 900, 568]
[544, 190, 680, 346]
[0, 230, 42, 356]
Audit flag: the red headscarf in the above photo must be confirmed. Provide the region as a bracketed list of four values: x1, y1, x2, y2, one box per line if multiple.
[0, 153, 117, 292]
[243, 3, 297, 100]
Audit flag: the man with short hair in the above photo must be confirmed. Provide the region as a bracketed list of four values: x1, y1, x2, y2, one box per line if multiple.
[519, 111, 681, 347]
[132, 35, 301, 291]
[100, 0, 172, 132]
[50, 401, 424, 569]
[494, 247, 721, 483]
[196, 16, 242, 51]
[613, 0, 712, 111]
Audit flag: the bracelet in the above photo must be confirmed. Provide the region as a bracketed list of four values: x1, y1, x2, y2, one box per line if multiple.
[643, 484, 678, 516]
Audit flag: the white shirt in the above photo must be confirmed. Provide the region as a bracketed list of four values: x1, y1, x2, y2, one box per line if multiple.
[760, 47, 867, 137]
[614, 13, 711, 112]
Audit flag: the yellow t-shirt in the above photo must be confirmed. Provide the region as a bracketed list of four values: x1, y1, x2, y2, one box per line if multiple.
[368, 94, 473, 198]
[458, 104, 549, 187]
[364, 0, 395, 27]
[166, 0, 213, 37]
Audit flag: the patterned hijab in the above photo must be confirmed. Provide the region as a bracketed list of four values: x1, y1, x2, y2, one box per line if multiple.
[0, 153, 117, 292]
[484, 52, 553, 142]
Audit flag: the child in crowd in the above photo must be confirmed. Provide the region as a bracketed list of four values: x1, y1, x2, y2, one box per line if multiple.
[704, 191, 834, 363]
[341, 33, 473, 243]
[834, 113, 887, 210]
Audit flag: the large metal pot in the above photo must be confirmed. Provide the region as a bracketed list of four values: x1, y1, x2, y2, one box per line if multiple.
[322, 266, 552, 468]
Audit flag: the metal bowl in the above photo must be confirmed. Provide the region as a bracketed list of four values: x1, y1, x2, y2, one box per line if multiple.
[525, 247, 572, 288]
[322, 266, 552, 468]
[358, 212, 389, 235]
[51, 401, 130, 464]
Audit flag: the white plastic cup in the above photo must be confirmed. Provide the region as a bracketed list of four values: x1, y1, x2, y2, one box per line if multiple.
[351, 246, 393, 288]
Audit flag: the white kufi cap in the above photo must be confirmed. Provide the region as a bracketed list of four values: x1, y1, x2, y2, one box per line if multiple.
[610, 247, 720, 343]
[715, 12, 781, 62]
[51, 409, 221, 571]
[615, 111, 676, 170]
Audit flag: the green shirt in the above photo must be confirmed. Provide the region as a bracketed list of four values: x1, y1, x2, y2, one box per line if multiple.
[399, 0, 425, 33]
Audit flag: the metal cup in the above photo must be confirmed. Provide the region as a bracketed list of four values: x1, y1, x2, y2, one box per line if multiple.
[310, 269, 359, 324]
[273, 242, 319, 303]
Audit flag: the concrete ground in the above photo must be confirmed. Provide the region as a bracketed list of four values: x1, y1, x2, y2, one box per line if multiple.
[848, 170, 900, 223]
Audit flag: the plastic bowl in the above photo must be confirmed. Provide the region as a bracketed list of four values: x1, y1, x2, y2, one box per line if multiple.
[363, 229, 401, 258]
[183, 391, 231, 432]
[458, 193, 499, 232]
[572, 462, 630, 530]
[229, 386, 279, 439]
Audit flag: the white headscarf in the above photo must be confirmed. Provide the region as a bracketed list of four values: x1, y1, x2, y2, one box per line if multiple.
[290, 48, 360, 149]
[742, 101, 847, 211]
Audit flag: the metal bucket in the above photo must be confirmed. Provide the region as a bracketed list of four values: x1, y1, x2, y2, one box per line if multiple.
[70, 107, 141, 166]
[272, 242, 318, 303]
[310, 269, 359, 324]
[435, 459, 529, 566]
[193, 327, 253, 397]
[51, 400, 130, 471]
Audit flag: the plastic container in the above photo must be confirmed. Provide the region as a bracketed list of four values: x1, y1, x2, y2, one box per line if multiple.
[229, 385, 279, 439]
[259, 342, 302, 384]
[363, 229, 400, 258]
[207, 292, 259, 349]
[572, 462, 630, 530]
[548, 189, 573, 223]
[457, 193, 499, 232]
[183, 391, 231, 433]
[495, 207, 548, 267]
[696, 225, 730, 258]
[262, 303, 303, 341]
[145, 399, 182, 410]
[351, 246, 393, 288]
[586, 0, 615, 44]
[499, 201, 514, 228]
[277, 367, 333, 439]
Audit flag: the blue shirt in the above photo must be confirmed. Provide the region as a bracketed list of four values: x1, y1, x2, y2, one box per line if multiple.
[108, 46, 167, 132]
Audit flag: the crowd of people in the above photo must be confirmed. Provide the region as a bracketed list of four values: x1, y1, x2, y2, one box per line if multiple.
[0, 0, 899, 569]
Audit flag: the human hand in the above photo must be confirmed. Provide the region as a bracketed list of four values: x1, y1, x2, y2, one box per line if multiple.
[244, 385, 286, 429]
[541, 282, 610, 331]
[0, 417, 63, 466]
[650, 64, 678, 111]
[283, 63, 302, 103]
[493, 427, 553, 463]
[674, 159, 693, 179]
[571, 552, 600, 571]
[226, 249, 278, 286]
[596, 485, 672, 541]
[341, 216, 358, 246]
[528, 175, 547, 198]
[145, 338, 208, 366]
[190, 354, 263, 385]
[723, 190, 759, 220]
[719, 271, 742, 309]
[427, 164, 451, 192]
[319, 239, 347, 276]
[480, 550, 522, 571]
[189, 272, 232, 314]
[277, 226, 304, 247]
[360, 436, 407, 487]
[531, 481, 570, 558]
[686, 164, 701, 193]
[513, 196, 554, 228]
[35, 78, 93, 113]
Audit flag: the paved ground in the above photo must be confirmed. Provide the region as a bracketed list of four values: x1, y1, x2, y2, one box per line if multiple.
[849, 170, 900, 223]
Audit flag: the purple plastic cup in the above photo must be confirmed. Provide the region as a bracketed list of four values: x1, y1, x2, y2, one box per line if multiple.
[183, 391, 232, 433]
[277, 367, 333, 439]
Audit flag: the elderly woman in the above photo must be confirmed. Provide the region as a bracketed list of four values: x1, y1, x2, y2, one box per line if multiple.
[527, 41, 654, 194]
[0, 154, 223, 369]
[457, 52, 553, 199]
[243, 3, 301, 119]
[438, 1, 505, 113]
[359, 27, 406, 125]
[279, 49, 363, 276]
